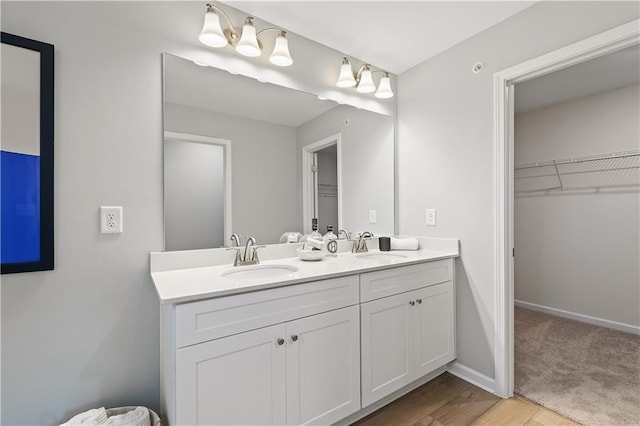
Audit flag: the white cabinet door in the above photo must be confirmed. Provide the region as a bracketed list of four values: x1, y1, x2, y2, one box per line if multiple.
[414, 282, 455, 377]
[176, 324, 287, 426]
[286, 306, 360, 425]
[360, 292, 415, 408]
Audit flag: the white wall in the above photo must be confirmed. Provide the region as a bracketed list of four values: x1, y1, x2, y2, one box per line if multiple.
[514, 85, 640, 327]
[297, 105, 395, 236]
[165, 102, 299, 244]
[397, 1, 639, 381]
[0, 2, 394, 424]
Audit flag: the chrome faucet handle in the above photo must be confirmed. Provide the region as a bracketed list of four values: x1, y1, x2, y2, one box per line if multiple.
[226, 247, 242, 266]
[251, 245, 266, 262]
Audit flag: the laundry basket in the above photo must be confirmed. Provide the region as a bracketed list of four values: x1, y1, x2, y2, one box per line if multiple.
[105, 407, 161, 426]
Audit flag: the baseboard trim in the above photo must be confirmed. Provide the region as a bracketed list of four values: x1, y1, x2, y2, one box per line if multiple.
[515, 300, 640, 335]
[447, 361, 496, 394]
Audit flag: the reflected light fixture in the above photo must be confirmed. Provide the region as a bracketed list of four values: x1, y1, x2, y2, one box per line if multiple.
[198, 3, 293, 67]
[336, 57, 393, 98]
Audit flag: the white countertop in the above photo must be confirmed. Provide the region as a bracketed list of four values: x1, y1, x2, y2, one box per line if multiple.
[151, 239, 459, 304]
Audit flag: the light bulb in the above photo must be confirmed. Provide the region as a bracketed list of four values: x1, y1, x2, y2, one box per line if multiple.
[269, 31, 293, 66]
[198, 6, 228, 48]
[356, 66, 376, 93]
[235, 17, 261, 57]
[375, 73, 394, 98]
[336, 58, 356, 88]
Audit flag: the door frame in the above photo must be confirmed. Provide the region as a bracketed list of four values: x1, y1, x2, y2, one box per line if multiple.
[302, 133, 342, 235]
[163, 131, 233, 246]
[493, 19, 639, 398]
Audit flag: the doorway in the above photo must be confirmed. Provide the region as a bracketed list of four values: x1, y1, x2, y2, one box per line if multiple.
[302, 133, 342, 235]
[493, 19, 639, 398]
[511, 44, 639, 424]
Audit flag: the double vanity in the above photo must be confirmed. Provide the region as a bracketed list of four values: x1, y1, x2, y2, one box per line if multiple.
[151, 237, 459, 425]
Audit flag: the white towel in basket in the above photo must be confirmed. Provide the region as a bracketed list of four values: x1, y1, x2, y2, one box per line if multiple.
[60, 407, 108, 425]
[105, 407, 150, 426]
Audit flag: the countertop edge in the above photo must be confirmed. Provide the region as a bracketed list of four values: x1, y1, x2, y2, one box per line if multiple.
[153, 251, 459, 305]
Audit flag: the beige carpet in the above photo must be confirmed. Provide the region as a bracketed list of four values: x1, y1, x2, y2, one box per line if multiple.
[515, 306, 640, 426]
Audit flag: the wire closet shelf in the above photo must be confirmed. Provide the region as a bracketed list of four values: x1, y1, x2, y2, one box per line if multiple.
[514, 149, 640, 193]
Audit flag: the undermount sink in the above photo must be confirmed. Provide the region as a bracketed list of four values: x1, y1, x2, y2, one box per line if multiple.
[221, 264, 299, 280]
[355, 252, 408, 260]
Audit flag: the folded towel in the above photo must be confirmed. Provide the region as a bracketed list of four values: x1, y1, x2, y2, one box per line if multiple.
[61, 407, 108, 425]
[105, 407, 150, 426]
[390, 237, 419, 251]
[305, 238, 325, 250]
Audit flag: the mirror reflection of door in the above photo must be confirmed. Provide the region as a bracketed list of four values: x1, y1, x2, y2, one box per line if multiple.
[315, 145, 338, 235]
[302, 134, 341, 235]
[164, 133, 230, 251]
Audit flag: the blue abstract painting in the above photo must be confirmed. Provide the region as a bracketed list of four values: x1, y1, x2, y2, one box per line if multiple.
[1, 150, 40, 264]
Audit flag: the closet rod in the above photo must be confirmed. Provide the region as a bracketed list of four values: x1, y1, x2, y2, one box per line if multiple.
[515, 149, 640, 171]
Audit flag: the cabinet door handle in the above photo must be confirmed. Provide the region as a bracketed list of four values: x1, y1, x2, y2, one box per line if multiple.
[276, 338, 285, 346]
[417, 299, 422, 304]
[409, 301, 415, 306]
[291, 334, 299, 342]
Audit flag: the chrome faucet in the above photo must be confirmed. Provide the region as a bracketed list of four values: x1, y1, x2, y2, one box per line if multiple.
[230, 234, 241, 247]
[227, 236, 264, 266]
[243, 237, 257, 263]
[338, 229, 351, 240]
[352, 231, 373, 253]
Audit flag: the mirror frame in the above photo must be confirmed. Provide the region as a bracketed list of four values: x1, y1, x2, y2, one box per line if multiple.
[1, 32, 54, 274]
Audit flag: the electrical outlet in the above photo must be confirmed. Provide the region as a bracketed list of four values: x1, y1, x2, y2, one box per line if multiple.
[369, 209, 377, 224]
[426, 209, 437, 226]
[100, 206, 123, 234]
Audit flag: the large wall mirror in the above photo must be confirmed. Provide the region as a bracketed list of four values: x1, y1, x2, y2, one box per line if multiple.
[1, 33, 54, 273]
[162, 53, 394, 249]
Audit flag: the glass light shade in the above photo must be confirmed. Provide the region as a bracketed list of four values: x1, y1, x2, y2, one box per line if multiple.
[375, 74, 394, 98]
[269, 32, 293, 66]
[235, 18, 261, 57]
[199, 9, 228, 48]
[336, 60, 356, 88]
[356, 68, 376, 93]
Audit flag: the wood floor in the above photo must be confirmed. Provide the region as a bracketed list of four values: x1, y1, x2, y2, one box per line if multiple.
[354, 373, 579, 426]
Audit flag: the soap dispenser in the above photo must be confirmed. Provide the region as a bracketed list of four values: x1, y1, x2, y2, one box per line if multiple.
[310, 218, 322, 240]
[323, 225, 337, 243]
[323, 225, 338, 256]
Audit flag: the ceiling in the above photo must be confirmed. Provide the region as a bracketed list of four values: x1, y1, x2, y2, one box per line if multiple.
[225, 1, 536, 75]
[515, 44, 640, 113]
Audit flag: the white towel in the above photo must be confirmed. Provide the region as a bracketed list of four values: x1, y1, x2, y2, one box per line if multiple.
[61, 407, 108, 425]
[105, 407, 150, 426]
[390, 237, 419, 251]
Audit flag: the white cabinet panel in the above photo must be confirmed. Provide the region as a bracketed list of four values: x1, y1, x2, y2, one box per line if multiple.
[286, 306, 360, 425]
[361, 292, 414, 407]
[176, 325, 286, 426]
[360, 259, 453, 302]
[176, 275, 359, 347]
[361, 281, 455, 408]
[414, 282, 455, 377]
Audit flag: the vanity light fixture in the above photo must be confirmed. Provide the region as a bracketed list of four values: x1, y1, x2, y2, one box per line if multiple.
[336, 57, 393, 98]
[198, 3, 293, 67]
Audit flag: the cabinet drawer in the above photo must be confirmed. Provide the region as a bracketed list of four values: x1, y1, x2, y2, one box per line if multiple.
[175, 275, 359, 348]
[360, 259, 453, 302]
